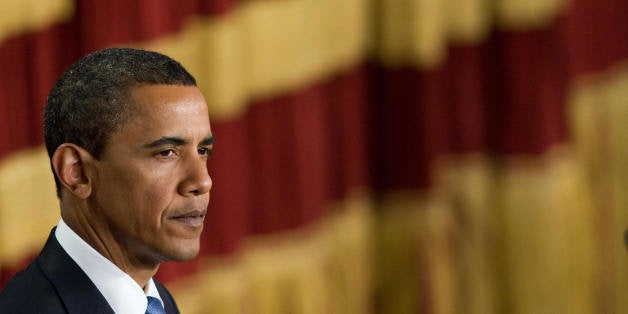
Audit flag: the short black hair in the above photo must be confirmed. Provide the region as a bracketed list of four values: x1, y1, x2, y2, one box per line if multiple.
[44, 47, 197, 196]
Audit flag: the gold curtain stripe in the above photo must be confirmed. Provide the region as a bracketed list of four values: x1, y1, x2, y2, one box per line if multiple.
[494, 147, 595, 314]
[568, 63, 628, 313]
[0, 0, 74, 43]
[0, 147, 59, 268]
[496, 0, 567, 30]
[377, 0, 445, 69]
[242, 191, 373, 314]
[141, 0, 370, 121]
[374, 0, 566, 69]
[375, 0, 491, 69]
[167, 257, 249, 314]
[169, 191, 374, 314]
[376, 190, 458, 314]
[446, 0, 492, 44]
[432, 154, 497, 314]
[375, 148, 596, 314]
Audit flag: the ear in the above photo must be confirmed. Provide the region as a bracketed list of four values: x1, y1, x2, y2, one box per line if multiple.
[51, 143, 95, 199]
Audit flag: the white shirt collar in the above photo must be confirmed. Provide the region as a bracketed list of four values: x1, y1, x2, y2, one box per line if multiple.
[55, 218, 164, 314]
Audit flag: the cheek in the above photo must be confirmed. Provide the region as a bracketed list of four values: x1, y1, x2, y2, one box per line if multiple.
[100, 168, 163, 214]
[141, 182, 172, 213]
[138, 171, 179, 216]
[98, 161, 181, 221]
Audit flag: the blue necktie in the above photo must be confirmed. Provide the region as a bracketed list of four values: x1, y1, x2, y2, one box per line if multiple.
[146, 296, 165, 314]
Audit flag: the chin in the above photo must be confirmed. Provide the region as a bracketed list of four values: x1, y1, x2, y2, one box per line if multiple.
[163, 241, 201, 262]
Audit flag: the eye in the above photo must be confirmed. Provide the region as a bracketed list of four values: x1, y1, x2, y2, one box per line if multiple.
[158, 149, 177, 157]
[198, 147, 211, 156]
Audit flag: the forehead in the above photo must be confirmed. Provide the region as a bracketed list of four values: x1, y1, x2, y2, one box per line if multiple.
[112, 85, 211, 142]
[129, 84, 207, 116]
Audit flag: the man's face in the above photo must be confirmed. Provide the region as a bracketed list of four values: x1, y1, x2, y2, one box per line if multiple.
[90, 84, 213, 265]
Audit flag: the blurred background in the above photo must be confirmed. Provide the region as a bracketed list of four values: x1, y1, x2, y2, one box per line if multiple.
[1, 0, 628, 313]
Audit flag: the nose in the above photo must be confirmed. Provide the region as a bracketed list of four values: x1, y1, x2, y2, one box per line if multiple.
[178, 156, 212, 196]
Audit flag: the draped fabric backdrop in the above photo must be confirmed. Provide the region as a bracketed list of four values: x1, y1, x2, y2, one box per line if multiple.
[1, 0, 627, 313]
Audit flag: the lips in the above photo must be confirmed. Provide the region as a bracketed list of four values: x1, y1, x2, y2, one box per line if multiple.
[169, 209, 206, 228]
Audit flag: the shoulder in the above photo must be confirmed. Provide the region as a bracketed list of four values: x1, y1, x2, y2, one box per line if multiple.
[0, 261, 67, 314]
[154, 279, 180, 314]
[0, 227, 107, 314]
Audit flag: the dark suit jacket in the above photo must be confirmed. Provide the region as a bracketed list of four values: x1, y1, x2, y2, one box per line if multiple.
[0, 228, 180, 313]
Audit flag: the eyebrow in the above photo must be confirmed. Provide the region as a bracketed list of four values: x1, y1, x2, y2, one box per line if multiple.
[144, 136, 214, 148]
[199, 136, 215, 147]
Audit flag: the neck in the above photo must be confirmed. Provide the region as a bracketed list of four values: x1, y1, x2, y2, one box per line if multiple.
[61, 201, 159, 288]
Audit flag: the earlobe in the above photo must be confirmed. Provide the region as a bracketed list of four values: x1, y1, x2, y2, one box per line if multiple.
[51, 144, 94, 199]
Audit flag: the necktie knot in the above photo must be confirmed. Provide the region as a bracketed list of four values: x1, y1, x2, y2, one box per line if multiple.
[146, 296, 165, 314]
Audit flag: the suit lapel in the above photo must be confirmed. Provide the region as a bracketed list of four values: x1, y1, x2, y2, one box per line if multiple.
[155, 280, 180, 314]
[36, 229, 115, 314]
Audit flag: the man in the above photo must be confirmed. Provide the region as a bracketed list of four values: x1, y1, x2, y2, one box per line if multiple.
[0, 48, 214, 313]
